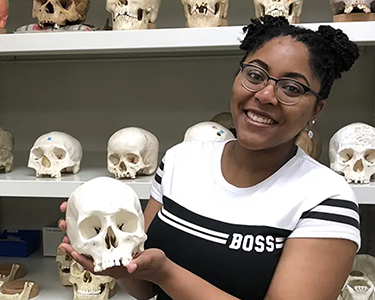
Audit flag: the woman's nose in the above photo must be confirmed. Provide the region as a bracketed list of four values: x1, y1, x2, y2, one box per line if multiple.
[253, 83, 279, 106]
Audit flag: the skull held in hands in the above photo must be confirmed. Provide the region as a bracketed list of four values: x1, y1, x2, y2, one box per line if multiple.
[66, 177, 147, 273]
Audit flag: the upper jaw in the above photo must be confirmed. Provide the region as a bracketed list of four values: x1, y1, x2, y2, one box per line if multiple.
[244, 109, 278, 124]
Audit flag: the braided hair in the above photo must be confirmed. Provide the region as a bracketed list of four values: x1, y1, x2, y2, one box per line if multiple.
[239, 15, 360, 100]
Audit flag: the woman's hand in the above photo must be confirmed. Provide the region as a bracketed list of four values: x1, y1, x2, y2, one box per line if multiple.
[58, 201, 170, 284]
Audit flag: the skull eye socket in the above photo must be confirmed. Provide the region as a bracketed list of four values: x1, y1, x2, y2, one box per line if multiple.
[36, 0, 48, 4]
[59, 0, 73, 10]
[79, 216, 102, 240]
[109, 154, 120, 166]
[126, 154, 139, 164]
[53, 147, 66, 160]
[364, 149, 375, 164]
[288, 3, 295, 16]
[115, 211, 139, 233]
[32, 147, 44, 159]
[338, 148, 354, 163]
[119, 0, 128, 4]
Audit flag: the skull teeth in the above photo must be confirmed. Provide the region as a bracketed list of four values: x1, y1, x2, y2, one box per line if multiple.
[344, 4, 371, 13]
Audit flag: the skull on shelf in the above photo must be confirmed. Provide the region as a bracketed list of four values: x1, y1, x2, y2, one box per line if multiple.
[56, 247, 74, 286]
[28, 131, 83, 178]
[330, 0, 375, 15]
[181, 0, 230, 27]
[253, 0, 303, 24]
[329, 122, 375, 184]
[338, 254, 375, 300]
[107, 127, 159, 180]
[106, 0, 161, 30]
[66, 177, 147, 273]
[32, 0, 91, 29]
[69, 261, 116, 300]
[184, 121, 235, 142]
[0, 127, 14, 173]
[210, 112, 236, 137]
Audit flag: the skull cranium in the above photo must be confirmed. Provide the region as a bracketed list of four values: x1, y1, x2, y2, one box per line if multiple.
[181, 0, 230, 27]
[32, 0, 90, 29]
[253, 0, 303, 24]
[330, 0, 375, 14]
[329, 122, 375, 184]
[66, 177, 147, 273]
[106, 0, 161, 30]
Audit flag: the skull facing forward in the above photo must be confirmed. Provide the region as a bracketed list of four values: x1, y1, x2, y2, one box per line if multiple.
[330, 0, 375, 14]
[254, 0, 303, 24]
[329, 122, 375, 184]
[181, 0, 230, 27]
[106, 0, 161, 30]
[66, 177, 147, 273]
[32, 0, 90, 28]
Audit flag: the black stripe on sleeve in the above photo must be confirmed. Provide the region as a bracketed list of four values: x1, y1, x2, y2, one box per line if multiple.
[319, 199, 359, 213]
[300, 211, 360, 229]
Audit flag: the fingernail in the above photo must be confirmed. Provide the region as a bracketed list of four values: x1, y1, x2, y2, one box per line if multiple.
[59, 246, 66, 253]
[71, 252, 79, 260]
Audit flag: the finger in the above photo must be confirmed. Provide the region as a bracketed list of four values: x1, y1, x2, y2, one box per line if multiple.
[62, 235, 70, 243]
[58, 219, 67, 231]
[60, 201, 67, 213]
[71, 251, 95, 273]
[126, 262, 138, 273]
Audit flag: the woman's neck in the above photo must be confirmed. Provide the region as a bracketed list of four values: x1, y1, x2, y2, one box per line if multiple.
[221, 140, 297, 188]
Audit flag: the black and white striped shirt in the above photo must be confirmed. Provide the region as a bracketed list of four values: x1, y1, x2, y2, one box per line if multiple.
[145, 140, 360, 300]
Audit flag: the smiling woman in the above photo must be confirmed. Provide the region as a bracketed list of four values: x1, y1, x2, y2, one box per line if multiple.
[59, 15, 361, 300]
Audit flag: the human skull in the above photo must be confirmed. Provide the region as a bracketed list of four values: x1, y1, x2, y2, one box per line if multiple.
[32, 0, 91, 29]
[66, 177, 147, 273]
[107, 127, 159, 179]
[254, 0, 303, 24]
[56, 248, 74, 286]
[329, 122, 375, 184]
[181, 0, 230, 27]
[28, 131, 83, 178]
[184, 121, 235, 142]
[0, 127, 14, 173]
[0, 281, 36, 300]
[330, 0, 375, 14]
[69, 261, 116, 300]
[106, 0, 161, 30]
[338, 254, 375, 300]
[210, 112, 236, 137]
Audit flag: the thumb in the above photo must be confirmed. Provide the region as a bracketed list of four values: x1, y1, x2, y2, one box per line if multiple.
[126, 261, 138, 273]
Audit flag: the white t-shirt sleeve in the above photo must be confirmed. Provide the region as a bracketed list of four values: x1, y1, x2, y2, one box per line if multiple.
[288, 184, 361, 251]
[150, 155, 165, 204]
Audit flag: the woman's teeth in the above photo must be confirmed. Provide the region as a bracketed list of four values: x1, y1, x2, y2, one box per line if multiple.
[246, 111, 275, 125]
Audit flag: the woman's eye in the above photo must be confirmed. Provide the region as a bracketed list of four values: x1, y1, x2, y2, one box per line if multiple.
[248, 72, 263, 81]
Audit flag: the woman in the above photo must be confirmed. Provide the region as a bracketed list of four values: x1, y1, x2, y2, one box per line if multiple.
[59, 15, 361, 300]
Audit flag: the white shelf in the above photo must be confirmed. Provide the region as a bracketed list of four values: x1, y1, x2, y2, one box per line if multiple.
[0, 167, 153, 199]
[1, 21, 375, 60]
[0, 167, 374, 204]
[0, 252, 138, 300]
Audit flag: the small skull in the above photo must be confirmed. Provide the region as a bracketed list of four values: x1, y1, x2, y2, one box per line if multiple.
[69, 261, 116, 300]
[184, 121, 235, 142]
[330, 0, 375, 14]
[107, 127, 159, 179]
[66, 177, 147, 273]
[106, 0, 161, 30]
[181, 0, 230, 27]
[28, 131, 83, 178]
[32, 0, 91, 29]
[329, 122, 375, 184]
[56, 248, 74, 286]
[254, 0, 304, 24]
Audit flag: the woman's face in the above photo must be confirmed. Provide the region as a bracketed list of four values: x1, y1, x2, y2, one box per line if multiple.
[231, 36, 326, 151]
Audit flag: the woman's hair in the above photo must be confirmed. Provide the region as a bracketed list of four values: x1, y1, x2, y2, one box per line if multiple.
[239, 15, 360, 100]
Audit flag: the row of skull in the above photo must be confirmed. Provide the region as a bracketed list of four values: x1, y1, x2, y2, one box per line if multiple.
[0, 117, 373, 184]
[28, 0, 375, 31]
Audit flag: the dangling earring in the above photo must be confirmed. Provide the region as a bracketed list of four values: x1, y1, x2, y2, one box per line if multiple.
[307, 120, 315, 139]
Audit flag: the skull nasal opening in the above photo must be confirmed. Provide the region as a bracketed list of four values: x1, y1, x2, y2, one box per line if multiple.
[105, 226, 118, 249]
[45, 2, 54, 14]
[354, 159, 364, 173]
